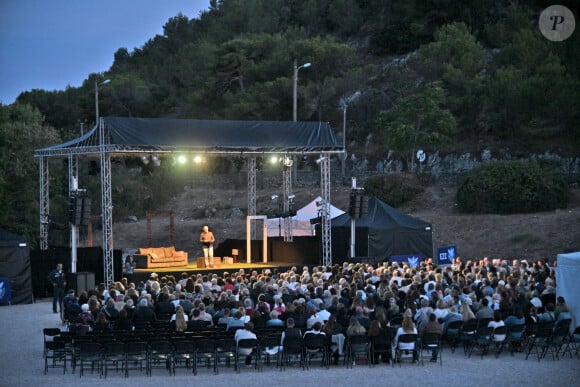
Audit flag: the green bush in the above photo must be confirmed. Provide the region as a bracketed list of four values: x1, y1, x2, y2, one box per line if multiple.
[456, 161, 569, 214]
[364, 173, 424, 207]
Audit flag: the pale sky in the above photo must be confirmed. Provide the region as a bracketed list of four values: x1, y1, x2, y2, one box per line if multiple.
[0, 0, 209, 104]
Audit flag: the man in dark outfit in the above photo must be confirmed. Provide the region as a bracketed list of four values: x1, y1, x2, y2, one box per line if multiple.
[47, 262, 67, 316]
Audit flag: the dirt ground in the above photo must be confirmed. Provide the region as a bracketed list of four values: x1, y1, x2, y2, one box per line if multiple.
[111, 182, 580, 262]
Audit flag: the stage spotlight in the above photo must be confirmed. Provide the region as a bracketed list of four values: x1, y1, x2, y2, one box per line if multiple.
[193, 155, 203, 164]
[316, 156, 327, 164]
[177, 155, 187, 164]
[140, 155, 149, 165]
[283, 157, 293, 167]
[152, 155, 161, 167]
[269, 155, 279, 165]
[288, 194, 296, 200]
[271, 194, 279, 201]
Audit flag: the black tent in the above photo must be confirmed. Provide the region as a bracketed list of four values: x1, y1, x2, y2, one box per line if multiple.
[331, 197, 433, 262]
[0, 229, 33, 304]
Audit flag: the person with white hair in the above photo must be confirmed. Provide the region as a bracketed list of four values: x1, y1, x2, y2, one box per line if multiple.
[199, 225, 216, 268]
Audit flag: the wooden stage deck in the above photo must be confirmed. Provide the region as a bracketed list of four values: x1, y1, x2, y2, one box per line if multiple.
[131, 260, 301, 283]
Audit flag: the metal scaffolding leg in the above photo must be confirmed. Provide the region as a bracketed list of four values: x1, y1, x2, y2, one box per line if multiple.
[320, 154, 332, 267]
[99, 119, 114, 286]
[283, 160, 293, 242]
[39, 157, 49, 250]
[68, 154, 79, 273]
[248, 156, 257, 240]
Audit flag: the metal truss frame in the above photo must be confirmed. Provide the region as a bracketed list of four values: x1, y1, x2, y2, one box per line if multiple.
[35, 122, 343, 286]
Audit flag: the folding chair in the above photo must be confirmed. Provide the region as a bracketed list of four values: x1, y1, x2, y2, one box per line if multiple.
[394, 333, 419, 367]
[345, 335, 371, 368]
[561, 326, 580, 359]
[279, 335, 303, 370]
[236, 338, 261, 372]
[102, 341, 126, 378]
[420, 333, 442, 365]
[173, 339, 196, 375]
[468, 326, 493, 359]
[370, 334, 391, 365]
[148, 340, 174, 376]
[215, 337, 238, 373]
[77, 342, 103, 378]
[525, 321, 554, 361]
[44, 339, 67, 374]
[505, 324, 526, 355]
[445, 320, 463, 353]
[490, 326, 508, 358]
[124, 341, 148, 377]
[195, 338, 217, 374]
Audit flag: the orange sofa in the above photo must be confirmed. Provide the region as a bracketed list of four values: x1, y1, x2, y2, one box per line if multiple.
[133, 246, 188, 269]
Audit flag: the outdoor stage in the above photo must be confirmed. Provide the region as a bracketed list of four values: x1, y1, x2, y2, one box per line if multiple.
[131, 260, 300, 283]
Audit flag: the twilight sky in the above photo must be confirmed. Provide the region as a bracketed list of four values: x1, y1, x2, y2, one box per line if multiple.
[0, 0, 209, 104]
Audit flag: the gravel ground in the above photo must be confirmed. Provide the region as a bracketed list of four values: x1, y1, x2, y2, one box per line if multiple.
[1, 299, 578, 387]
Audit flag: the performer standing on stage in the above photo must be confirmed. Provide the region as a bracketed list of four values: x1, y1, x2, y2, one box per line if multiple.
[200, 225, 216, 268]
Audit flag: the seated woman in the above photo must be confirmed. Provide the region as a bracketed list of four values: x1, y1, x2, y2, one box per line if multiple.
[93, 311, 112, 332]
[488, 310, 506, 342]
[172, 305, 188, 333]
[393, 309, 418, 362]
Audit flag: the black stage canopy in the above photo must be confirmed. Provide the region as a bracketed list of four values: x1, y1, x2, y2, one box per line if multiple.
[35, 117, 341, 157]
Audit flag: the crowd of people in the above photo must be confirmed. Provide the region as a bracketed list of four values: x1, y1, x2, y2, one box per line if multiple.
[60, 256, 571, 363]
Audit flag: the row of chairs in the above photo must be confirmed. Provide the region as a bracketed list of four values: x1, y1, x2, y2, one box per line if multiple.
[524, 319, 576, 361]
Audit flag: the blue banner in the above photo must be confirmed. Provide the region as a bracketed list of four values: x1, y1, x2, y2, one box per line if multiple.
[437, 245, 457, 265]
[389, 254, 425, 268]
[0, 277, 11, 305]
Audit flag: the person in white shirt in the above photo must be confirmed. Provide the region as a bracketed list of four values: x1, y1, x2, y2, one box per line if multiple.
[235, 322, 258, 365]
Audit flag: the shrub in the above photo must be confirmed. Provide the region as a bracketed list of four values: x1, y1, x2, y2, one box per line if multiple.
[456, 160, 569, 214]
[364, 173, 424, 207]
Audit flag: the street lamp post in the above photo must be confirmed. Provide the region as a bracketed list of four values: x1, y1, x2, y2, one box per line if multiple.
[292, 59, 311, 121]
[95, 78, 110, 125]
[339, 91, 361, 177]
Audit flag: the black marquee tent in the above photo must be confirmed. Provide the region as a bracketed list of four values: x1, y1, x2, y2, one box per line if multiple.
[330, 197, 433, 262]
[0, 229, 33, 304]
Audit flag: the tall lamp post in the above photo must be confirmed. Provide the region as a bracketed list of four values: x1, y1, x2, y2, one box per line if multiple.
[339, 91, 361, 177]
[95, 78, 111, 125]
[292, 60, 311, 121]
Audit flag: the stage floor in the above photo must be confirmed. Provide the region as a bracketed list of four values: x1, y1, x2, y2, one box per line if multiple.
[131, 260, 299, 282]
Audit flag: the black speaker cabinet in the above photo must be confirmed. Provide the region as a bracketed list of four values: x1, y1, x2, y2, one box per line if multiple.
[68, 272, 95, 294]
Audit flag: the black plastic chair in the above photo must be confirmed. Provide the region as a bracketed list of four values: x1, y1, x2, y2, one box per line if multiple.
[148, 340, 174, 376]
[394, 333, 419, 366]
[505, 324, 526, 355]
[460, 319, 478, 355]
[445, 320, 463, 353]
[280, 335, 303, 370]
[44, 339, 67, 374]
[561, 326, 580, 359]
[173, 340, 196, 375]
[124, 341, 148, 377]
[259, 333, 282, 368]
[102, 341, 126, 378]
[490, 326, 508, 358]
[195, 338, 217, 374]
[468, 326, 493, 359]
[236, 338, 261, 372]
[370, 334, 391, 365]
[525, 321, 554, 361]
[345, 335, 371, 368]
[215, 337, 238, 373]
[420, 333, 442, 365]
[77, 342, 103, 378]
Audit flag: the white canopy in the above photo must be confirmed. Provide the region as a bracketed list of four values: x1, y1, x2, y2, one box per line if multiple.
[267, 196, 345, 237]
[556, 251, 580, 332]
